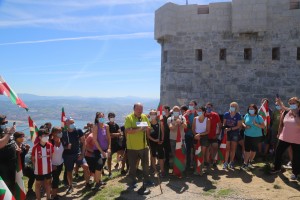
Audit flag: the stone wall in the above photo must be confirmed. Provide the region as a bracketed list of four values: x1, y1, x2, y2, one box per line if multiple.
[155, 0, 300, 114]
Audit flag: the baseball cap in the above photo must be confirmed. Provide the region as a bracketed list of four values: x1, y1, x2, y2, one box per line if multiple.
[0, 114, 8, 124]
[38, 129, 49, 137]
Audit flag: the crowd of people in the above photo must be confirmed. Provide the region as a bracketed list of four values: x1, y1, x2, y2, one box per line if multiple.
[0, 96, 299, 199]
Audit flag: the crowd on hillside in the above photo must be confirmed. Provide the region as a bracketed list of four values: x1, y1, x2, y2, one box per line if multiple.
[0, 96, 299, 199]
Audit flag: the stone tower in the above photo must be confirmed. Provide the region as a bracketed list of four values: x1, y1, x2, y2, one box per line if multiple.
[155, 0, 300, 114]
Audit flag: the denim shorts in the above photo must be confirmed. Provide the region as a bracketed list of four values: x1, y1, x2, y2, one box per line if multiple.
[227, 132, 239, 142]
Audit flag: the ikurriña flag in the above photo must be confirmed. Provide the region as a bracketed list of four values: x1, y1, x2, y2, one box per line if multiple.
[0, 76, 28, 111]
[28, 116, 38, 142]
[258, 100, 270, 135]
[194, 139, 203, 175]
[173, 126, 186, 177]
[61, 107, 67, 131]
[218, 131, 227, 163]
[14, 152, 26, 200]
[0, 176, 16, 200]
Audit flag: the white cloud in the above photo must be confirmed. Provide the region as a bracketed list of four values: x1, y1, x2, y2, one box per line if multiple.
[0, 32, 153, 46]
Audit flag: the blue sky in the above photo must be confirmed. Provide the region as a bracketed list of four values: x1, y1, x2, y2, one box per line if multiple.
[0, 0, 230, 98]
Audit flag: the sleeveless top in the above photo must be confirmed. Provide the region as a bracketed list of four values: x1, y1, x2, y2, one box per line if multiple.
[195, 117, 207, 134]
[52, 142, 64, 166]
[279, 112, 300, 144]
[94, 124, 109, 151]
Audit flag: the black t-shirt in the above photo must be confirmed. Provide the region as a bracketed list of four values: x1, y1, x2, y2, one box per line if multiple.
[163, 115, 171, 140]
[61, 129, 84, 155]
[150, 122, 162, 140]
[107, 122, 120, 143]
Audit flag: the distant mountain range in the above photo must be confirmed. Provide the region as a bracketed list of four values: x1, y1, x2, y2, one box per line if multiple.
[0, 93, 159, 123]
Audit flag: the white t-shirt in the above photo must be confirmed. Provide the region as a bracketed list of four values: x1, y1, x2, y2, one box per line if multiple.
[167, 115, 186, 141]
[52, 143, 64, 166]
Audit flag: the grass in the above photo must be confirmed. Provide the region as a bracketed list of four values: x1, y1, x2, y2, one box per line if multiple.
[93, 184, 124, 200]
[216, 188, 233, 197]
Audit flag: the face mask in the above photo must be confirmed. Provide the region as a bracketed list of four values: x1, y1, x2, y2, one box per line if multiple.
[249, 110, 255, 115]
[206, 108, 212, 113]
[99, 118, 105, 123]
[173, 112, 180, 117]
[189, 105, 194, 110]
[197, 111, 203, 116]
[56, 133, 63, 138]
[229, 107, 236, 112]
[162, 111, 166, 116]
[275, 105, 281, 110]
[150, 115, 156, 120]
[0, 125, 6, 129]
[290, 104, 298, 110]
[69, 124, 76, 130]
[109, 118, 115, 122]
[41, 136, 49, 143]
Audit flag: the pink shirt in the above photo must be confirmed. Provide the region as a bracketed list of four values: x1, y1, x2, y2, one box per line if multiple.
[279, 112, 300, 144]
[85, 134, 94, 157]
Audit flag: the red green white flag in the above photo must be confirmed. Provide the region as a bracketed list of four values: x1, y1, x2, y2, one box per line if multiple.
[61, 107, 67, 131]
[0, 76, 28, 111]
[0, 176, 16, 200]
[157, 103, 163, 121]
[258, 100, 270, 135]
[218, 132, 227, 163]
[28, 116, 38, 142]
[14, 152, 26, 200]
[173, 126, 186, 177]
[194, 140, 203, 175]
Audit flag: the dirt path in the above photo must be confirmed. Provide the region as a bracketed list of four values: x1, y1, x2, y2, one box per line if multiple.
[36, 163, 300, 200]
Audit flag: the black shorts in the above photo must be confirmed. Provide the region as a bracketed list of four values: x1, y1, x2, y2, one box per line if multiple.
[264, 130, 272, 144]
[244, 136, 260, 152]
[85, 156, 96, 173]
[35, 173, 52, 181]
[208, 138, 218, 145]
[94, 150, 107, 171]
[111, 140, 123, 154]
[149, 141, 164, 159]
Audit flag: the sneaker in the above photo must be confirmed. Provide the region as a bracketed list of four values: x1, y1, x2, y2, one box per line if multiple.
[269, 168, 281, 174]
[144, 180, 155, 187]
[240, 163, 248, 171]
[160, 172, 166, 178]
[108, 173, 112, 179]
[212, 162, 217, 168]
[204, 162, 210, 168]
[85, 182, 93, 189]
[65, 186, 73, 195]
[284, 161, 293, 169]
[223, 162, 228, 169]
[290, 174, 297, 180]
[247, 162, 254, 169]
[99, 181, 107, 186]
[74, 173, 79, 179]
[129, 182, 138, 190]
[229, 162, 234, 169]
[52, 195, 60, 200]
[92, 183, 101, 191]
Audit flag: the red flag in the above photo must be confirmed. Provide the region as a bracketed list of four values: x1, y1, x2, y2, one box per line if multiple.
[194, 140, 203, 175]
[258, 100, 270, 135]
[14, 152, 26, 200]
[28, 116, 38, 142]
[173, 126, 186, 177]
[0, 76, 28, 111]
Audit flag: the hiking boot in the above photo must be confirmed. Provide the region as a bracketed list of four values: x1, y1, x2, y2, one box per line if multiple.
[223, 162, 228, 169]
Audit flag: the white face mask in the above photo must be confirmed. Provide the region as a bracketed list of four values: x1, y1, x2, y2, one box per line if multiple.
[41, 136, 49, 143]
[109, 118, 115, 122]
[150, 115, 156, 120]
[56, 133, 63, 138]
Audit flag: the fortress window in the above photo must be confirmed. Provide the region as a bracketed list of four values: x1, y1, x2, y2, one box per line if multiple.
[297, 48, 300, 60]
[197, 5, 209, 14]
[196, 49, 203, 61]
[244, 48, 252, 61]
[220, 49, 226, 61]
[290, 0, 300, 9]
[163, 51, 168, 63]
[272, 47, 280, 60]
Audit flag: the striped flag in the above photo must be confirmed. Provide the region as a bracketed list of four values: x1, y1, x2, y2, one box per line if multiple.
[157, 103, 163, 121]
[0, 76, 28, 111]
[173, 126, 186, 177]
[258, 100, 270, 135]
[0, 176, 16, 200]
[194, 140, 203, 175]
[219, 132, 227, 163]
[28, 116, 38, 142]
[61, 107, 67, 131]
[14, 152, 26, 200]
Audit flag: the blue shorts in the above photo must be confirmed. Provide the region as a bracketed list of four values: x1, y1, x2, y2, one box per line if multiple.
[227, 132, 239, 142]
[63, 154, 87, 171]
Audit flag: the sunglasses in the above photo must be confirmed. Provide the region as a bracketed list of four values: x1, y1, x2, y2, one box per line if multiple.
[1, 121, 8, 125]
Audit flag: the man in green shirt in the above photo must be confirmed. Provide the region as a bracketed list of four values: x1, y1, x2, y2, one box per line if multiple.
[124, 103, 153, 190]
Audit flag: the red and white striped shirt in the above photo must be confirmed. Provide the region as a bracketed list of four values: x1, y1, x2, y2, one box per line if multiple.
[31, 142, 53, 175]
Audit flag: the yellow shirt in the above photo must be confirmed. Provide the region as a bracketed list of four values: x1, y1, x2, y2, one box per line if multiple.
[124, 113, 150, 150]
